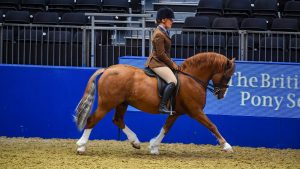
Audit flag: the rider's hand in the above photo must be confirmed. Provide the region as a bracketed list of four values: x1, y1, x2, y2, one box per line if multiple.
[174, 65, 181, 71]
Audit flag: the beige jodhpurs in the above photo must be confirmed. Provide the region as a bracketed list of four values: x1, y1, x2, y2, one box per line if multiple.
[152, 66, 177, 85]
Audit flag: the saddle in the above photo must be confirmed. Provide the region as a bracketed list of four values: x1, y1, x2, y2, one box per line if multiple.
[143, 67, 180, 112]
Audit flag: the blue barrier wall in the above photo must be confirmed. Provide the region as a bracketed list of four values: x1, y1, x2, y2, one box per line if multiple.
[0, 60, 299, 149]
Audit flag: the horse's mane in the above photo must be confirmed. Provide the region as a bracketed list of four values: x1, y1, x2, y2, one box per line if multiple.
[181, 52, 228, 72]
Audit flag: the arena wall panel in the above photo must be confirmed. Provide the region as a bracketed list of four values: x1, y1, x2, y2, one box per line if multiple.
[0, 58, 299, 148]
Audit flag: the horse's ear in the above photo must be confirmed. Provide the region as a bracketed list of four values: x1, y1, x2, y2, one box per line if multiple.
[230, 58, 236, 71]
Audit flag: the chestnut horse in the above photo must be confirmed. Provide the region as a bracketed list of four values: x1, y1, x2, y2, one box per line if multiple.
[75, 52, 235, 154]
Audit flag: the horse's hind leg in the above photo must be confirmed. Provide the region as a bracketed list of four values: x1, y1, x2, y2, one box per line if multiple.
[113, 104, 141, 149]
[76, 104, 111, 154]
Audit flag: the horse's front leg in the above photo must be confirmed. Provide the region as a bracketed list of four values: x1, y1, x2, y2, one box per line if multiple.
[149, 114, 179, 155]
[189, 110, 233, 152]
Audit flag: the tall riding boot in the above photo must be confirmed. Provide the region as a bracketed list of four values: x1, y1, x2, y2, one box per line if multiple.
[159, 82, 176, 115]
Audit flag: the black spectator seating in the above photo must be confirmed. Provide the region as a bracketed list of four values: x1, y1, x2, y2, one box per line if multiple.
[289, 38, 300, 63]
[271, 18, 299, 32]
[212, 17, 239, 30]
[102, 0, 129, 13]
[73, 0, 101, 13]
[33, 12, 59, 25]
[0, 0, 19, 11]
[198, 35, 226, 55]
[252, 0, 278, 27]
[259, 37, 287, 62]
[224, 0, 252, 23]
[240, 18, 268, 60]
[131, 0, 142, 14]
[282, 1, 300, 22]
[196, 0, 223, 22]
[60, 12, 87, 26]
[20, 0, 47, 13]
[183, 16, 211, 29]
[4, 10, 30, 23]
[48, 0, 74, 13]
[171, 33, 199, 58]
[18, 29, 45, 64]
[45, 30, 72, 66]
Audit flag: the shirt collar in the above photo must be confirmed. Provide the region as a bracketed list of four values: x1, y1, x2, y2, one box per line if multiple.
[158, 25, 167, 32]
[158, 25, 170, 37]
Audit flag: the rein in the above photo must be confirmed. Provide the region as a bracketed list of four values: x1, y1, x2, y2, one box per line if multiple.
[177, 70, 215, 93]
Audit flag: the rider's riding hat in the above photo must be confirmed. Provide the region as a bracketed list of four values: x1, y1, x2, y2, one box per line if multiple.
[156, 7, 175, 21]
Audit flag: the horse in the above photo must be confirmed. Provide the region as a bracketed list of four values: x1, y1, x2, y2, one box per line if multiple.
[74, 52, 236, 155]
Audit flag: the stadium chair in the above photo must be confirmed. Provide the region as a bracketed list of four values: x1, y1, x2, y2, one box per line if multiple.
[44, 30, 72, 66]
[1, 29, 15, 64]
[259, 37, 287, 62]
[241, 18, 268, 31]
[4, 10, 30, 24]
[212, 17, 239, 48]
[224, 0, 252, 23]
[33, 12, 59, 25]
[0, 0, 19, 11]
[73, 0, 101, 13]
[278, 0, 291, 11]
[289, 38, 300, 63]
[20, 0, 47, 12]
[60, 12, 87, 26]
[171, 33, 199, 59]
[69, 31, 84, 66]
[240, 18, 268, 53]
[227, 36, 240, 59]
[183, 16, 211, 29]
[0, 10, 3, 23]
[102, 0, 129, 13]
[45, 30, 71, 43]
[226, 35, 258, 61]
[282, 1, 300, 20]
[271, 18, 299, 32]
[48, 0, 74, 13]
[196, 0, 223, 21]
[18, 29, 44, 42]
[17, 29, 45, 65]
[198, 34, 226, 55]
[130, 0, 142, 14]
[212, 17, 239, 30]
[252, 0, 278, 27]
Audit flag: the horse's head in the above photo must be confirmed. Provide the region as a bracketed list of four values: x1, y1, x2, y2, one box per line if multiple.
[211, 58, 235, 99]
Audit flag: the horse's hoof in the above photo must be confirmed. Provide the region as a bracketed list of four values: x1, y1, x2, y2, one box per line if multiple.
[222, 142, 233, 153]
[149, 138, 160, 155]
[76, 139, 87, 147]
[150, 148, 159, 155]
[129, 136, 141, 149]
[77, 146, 86, 155]
[131, 141, 141, 149]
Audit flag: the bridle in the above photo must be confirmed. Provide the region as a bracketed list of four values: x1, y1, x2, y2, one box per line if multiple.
[177, 60, 231, 96]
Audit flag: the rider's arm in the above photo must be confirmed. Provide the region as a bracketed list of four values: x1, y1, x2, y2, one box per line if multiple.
[152, 33, 177, 70]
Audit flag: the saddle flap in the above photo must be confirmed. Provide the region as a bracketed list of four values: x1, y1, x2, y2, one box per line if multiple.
[143, 67, 180, 112]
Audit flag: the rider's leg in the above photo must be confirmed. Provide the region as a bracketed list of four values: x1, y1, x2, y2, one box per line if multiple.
[152, 67, 177, 114]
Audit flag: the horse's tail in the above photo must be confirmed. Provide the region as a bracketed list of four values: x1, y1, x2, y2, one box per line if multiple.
[74, 68, 106, 131]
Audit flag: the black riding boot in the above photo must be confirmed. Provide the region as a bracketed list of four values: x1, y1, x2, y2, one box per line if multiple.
[159, 82, 176, 115]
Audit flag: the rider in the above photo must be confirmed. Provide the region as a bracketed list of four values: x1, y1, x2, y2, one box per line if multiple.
[145, 7, 180, 115]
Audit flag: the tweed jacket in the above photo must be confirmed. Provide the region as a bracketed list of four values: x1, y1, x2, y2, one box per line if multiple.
[145, 27, 177, 70]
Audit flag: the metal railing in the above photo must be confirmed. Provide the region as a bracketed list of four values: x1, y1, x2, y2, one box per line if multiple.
[1, 18, 299, 67]
[169, 28, 300, 63]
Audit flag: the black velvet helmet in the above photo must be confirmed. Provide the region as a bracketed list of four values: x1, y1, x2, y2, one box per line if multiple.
[156, 7, 175, 20]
